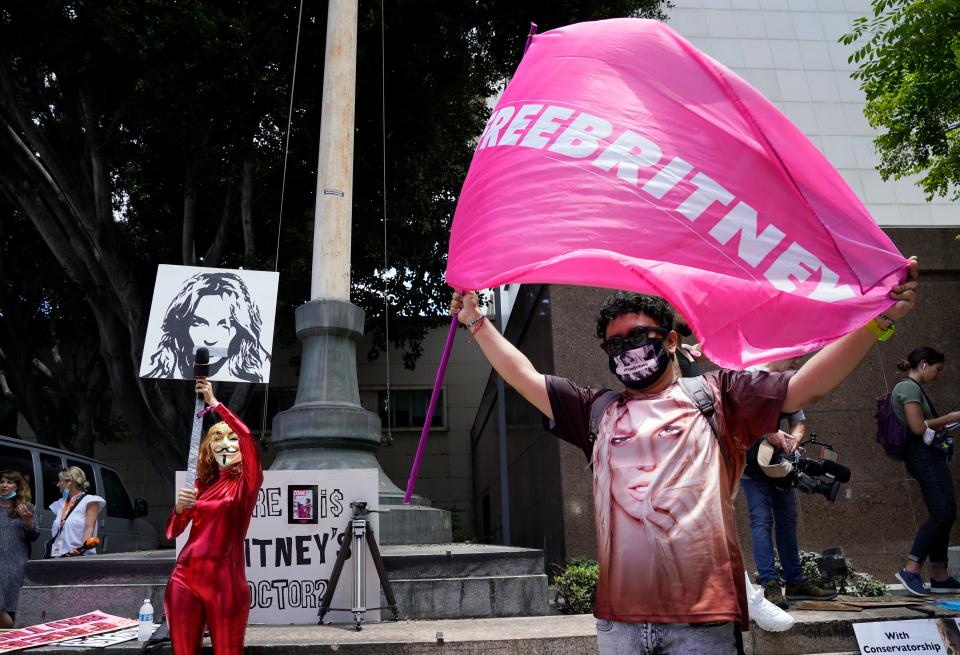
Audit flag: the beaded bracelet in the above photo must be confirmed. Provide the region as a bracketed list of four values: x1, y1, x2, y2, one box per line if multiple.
[467, 314, 486, 335]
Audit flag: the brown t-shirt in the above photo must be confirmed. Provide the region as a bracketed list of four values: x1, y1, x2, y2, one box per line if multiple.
[546, 369, 792, 628]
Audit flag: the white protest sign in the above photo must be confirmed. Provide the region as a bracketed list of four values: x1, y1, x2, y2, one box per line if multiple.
[853, 618, 947, 654]
[175, 469, 380, 624]
[140, 264, 279, 383]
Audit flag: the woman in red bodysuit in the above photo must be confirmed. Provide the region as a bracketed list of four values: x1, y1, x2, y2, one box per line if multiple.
[165, 380, 263, 654]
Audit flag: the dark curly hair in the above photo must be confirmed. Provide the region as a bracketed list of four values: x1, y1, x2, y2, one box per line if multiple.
[595, 292, 676, 339]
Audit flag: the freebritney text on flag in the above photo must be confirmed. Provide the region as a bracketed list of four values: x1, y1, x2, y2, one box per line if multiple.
[475, 102, 855, 303]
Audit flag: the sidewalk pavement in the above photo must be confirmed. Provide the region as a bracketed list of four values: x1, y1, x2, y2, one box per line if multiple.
[28, 600, 960, 655]
[33, 614, 598, 654]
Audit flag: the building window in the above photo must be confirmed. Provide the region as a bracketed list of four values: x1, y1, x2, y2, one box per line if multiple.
[67, 460, 98, 495]
[374, 388, 446, 431]
[101, 468, 135, 519]
[0, 444, 34, 499]
[39, 453, 64, 508]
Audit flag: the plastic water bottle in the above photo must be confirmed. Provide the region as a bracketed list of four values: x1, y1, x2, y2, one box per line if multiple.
[137, 599, 154, 641]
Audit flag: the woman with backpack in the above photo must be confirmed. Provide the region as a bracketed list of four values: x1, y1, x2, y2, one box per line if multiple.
[893, 347, 960, 596]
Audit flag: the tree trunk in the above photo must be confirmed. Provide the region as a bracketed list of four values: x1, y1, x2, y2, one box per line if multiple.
[241, 157, 256, 260]
[0, 106, 186, 482]
[182, 166, 197, 267]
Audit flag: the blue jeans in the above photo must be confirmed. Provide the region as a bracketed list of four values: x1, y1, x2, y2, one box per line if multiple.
[904, 438, 956, 566]
[596, 620, 742, 655]
[741, 477, 804, 585]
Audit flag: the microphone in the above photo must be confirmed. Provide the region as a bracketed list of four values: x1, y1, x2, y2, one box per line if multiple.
[194, 347, 210, 400]
[794, 456, 851, 483]
[820, 459, 851, 484]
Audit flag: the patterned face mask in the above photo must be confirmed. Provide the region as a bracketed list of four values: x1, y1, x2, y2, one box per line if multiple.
[608, 339, 670, 390]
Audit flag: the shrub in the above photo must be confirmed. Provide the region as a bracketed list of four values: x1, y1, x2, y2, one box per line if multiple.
[761, 550, 886, 597]
[552, 558, 600, 615]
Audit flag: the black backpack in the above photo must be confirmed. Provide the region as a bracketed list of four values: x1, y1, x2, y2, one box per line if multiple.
[586, 375, 724, 464]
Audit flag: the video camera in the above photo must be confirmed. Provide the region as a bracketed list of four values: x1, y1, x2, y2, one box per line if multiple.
[746, 434, 851, 502]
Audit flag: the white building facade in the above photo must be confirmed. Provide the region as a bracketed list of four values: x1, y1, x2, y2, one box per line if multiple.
[667, 0, 957, 227]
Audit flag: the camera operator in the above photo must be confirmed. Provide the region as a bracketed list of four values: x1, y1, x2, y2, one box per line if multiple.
[742, 357, 837, 610]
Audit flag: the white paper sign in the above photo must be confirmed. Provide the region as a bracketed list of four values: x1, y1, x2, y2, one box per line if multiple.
[140, 264, 279, 383]
[854, 618, 948, 654]
[175, 469, 381, 624]
[57, 625, 150, 648]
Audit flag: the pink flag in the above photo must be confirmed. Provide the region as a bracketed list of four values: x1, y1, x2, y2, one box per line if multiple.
[445, 18, 908, 369]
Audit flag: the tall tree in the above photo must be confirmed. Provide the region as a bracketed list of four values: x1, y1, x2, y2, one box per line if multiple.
[842, 0, 960, 200]
[0, 0, 669, 480]
[0, 202, 109, 455]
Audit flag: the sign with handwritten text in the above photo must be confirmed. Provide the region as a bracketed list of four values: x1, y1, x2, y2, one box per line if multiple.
[176, 469, 379, 624]
[853, 618, 952, 653]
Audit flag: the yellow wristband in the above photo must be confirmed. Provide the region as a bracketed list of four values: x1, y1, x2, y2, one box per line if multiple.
[866, 318, 896, 342]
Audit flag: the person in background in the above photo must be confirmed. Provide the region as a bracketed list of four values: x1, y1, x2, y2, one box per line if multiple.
[891, 347, 960, 596]
[0, 469, 39, 627]
[742, 357, 837, 609]
[48, 466, 105, 557]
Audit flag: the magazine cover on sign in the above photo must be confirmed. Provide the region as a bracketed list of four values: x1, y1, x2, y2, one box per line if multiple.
[288, 485, 319, 525]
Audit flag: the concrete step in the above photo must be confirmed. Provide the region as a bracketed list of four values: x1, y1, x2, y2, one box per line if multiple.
[389, 574, 549, 620]
[746, 603, 960, 655]
[381, 543, 545, 578]
[18, 545, 550, 625]
[378, 504, 452, 545]
[22, 605, 960, 654]
[23, 550, 173, 586]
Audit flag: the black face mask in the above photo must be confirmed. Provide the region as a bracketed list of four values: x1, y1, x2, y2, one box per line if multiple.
[608, 339, 671, 390]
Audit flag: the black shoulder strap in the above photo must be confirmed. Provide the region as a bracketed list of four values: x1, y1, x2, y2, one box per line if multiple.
[678, 376, 727, 459]
[52, 492, 86, 541]
[677, 376, 719, 437]
[588, 390, 622, 455]
[904, 377, 939, 418]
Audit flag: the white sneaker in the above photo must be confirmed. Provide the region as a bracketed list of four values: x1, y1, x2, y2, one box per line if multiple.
[749, 593, 795, 632]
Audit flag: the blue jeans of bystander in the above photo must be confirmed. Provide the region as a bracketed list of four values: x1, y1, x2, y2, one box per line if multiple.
[741, 477, 804, 585]
[904, 438, 956, 567]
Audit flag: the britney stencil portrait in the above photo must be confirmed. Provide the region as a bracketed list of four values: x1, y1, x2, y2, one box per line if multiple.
[143, 272, 270, 383]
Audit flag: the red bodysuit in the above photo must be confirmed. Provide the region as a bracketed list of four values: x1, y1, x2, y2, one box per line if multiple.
[164, 403, 263, 655]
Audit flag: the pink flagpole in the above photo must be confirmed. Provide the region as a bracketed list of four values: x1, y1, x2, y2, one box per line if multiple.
[403, 314, 459, 504]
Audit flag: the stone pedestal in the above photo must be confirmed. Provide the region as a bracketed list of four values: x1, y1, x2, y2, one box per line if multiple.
[270, 299, 450, 544]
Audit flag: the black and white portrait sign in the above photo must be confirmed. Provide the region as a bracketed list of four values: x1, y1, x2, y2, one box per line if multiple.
[139, 265, 279, 383]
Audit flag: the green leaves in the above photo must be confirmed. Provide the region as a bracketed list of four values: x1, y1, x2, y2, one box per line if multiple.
[843, 0, 960, 200]
[765, 550, 886, 597]
[552, 558, 600, 614]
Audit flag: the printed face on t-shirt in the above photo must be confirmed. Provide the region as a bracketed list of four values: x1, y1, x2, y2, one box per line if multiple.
[607, 415, 699, 533]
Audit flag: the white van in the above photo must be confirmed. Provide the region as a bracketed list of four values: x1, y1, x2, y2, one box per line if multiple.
[0, 435, 157, 557]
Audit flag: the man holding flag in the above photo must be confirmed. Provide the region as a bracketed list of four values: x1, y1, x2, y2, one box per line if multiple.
[452, 257, 915, 652]
[438, 16, 922, 655]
